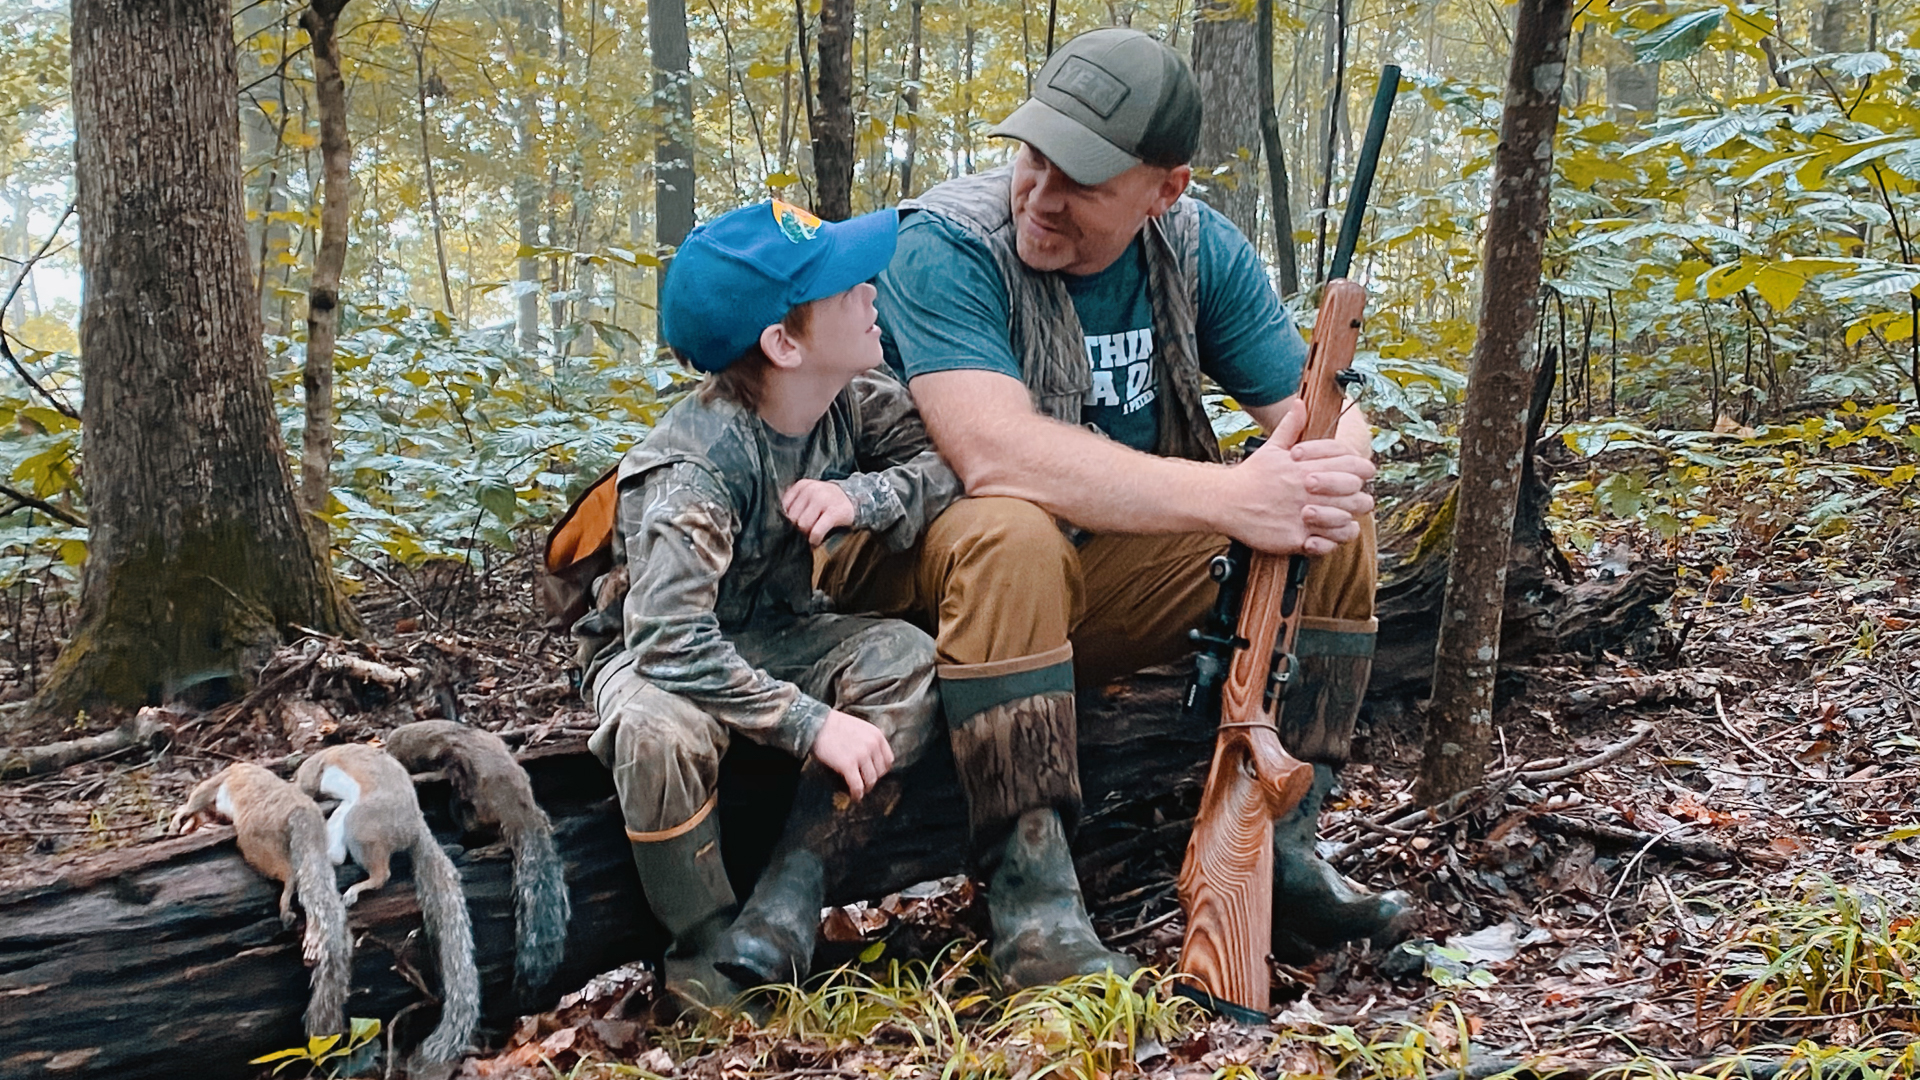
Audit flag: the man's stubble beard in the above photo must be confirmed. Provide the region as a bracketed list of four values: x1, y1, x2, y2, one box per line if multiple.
[1015, 232, 1073, 273]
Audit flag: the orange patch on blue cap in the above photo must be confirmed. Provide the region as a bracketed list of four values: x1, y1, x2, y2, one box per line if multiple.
[772, 200, 822, 242]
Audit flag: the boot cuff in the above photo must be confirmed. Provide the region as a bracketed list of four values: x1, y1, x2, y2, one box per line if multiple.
[947, 686, 1082, 861]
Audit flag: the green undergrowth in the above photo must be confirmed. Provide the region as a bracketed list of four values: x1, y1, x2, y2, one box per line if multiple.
[1714, 879, 1920, 1044]
[588, 941, 1920, 1080]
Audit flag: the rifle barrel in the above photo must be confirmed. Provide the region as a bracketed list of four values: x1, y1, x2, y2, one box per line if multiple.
[1328, 64, 1401, 282]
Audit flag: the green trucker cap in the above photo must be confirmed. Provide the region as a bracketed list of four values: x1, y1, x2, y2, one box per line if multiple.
[989, 28, 1202, 187]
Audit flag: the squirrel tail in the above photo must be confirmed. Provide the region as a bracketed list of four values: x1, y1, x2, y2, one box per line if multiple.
[408, 824, 481, 1065]
[505, 809, 572, 995]
[289, 805, 353, 1038]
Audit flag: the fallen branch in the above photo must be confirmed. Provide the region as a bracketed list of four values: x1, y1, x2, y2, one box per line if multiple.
[1518, 722, 1654, 783]
[1531, 812, 1738, 864]
[1328, 723, 1656, 864]
[1566, 669, 1747, 713]
[314, 650, 422, 690]
[0, 709, 170, 780]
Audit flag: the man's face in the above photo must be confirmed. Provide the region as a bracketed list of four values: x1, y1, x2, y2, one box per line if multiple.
[1009, 143, 1192, 276]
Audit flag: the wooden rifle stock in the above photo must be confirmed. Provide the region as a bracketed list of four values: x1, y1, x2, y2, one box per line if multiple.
[1176, 279, 1370, 1017]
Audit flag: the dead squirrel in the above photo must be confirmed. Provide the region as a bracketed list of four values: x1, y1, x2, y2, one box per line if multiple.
[295, 743, 480, 1067]
[384, 720, 571, 996]
[172, 763, 352, 1039]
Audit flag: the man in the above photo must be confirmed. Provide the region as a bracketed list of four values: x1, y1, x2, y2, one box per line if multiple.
[819, 27, 1412, 988]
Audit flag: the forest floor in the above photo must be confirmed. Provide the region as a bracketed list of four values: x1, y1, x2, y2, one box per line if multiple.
[2, 448, 1917, 1079]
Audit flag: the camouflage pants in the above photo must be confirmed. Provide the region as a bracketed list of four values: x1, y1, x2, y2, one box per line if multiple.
[588, 614, 939, 835]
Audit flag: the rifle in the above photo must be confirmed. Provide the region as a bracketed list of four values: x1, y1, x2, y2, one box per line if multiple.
[1175, 64, 1401, 1022]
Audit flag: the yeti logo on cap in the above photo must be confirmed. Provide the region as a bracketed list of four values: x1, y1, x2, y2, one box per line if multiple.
[772, 200, 823, 242]
[1050, 56, 1129, 119]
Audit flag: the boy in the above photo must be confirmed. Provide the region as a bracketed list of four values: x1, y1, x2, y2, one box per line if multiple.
[584, 200, 960, 1008]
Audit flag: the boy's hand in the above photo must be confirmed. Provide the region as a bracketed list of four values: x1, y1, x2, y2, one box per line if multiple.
[782, 479, 857, 546]
[811, 709, 893, 800]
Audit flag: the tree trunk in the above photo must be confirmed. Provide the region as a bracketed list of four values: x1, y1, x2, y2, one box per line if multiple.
[1414, 0, 1574, 805]
[812, 0, 855, 220]
[651, 0, 694, 342]
[1311, 0, 1347, 282]
[408, 21, 456, 315]
[1814, 0, 1865, 53]
[1256, 0, 1299, 295]
[1606, 62, 1659, 127]
[897, 0, 924, 199]
[1191, 0, 1260, 239]
[299, 0, 351, 535]
[239, 4, 292, 336]
[37, 0, 358, 720]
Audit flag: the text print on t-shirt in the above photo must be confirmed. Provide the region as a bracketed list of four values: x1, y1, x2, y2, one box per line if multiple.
[1083, 327, 1156, 415]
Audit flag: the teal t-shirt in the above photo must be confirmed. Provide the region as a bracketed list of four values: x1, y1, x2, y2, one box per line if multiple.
[876, 200, 1306, 452]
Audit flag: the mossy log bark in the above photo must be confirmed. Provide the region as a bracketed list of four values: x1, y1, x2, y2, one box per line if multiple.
[36, 0, 357, 722]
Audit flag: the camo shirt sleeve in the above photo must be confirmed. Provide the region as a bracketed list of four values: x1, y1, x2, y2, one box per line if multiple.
[619, 461, 829, 757]
[831, 370, 964, 552]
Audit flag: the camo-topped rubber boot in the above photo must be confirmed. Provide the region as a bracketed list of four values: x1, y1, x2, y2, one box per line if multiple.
[628, 802, 745, 1011]
[1271, 622, 1415, 964]
[985, 803, 1137, 988]
[940, 647, 1135, 989]
[712, 763, 909, 988]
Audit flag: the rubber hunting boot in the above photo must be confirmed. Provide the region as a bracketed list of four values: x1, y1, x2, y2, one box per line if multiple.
[987, 804, 1137, 988]
[1272, 624, 1414, 963]
[629, 805, 745, 1010]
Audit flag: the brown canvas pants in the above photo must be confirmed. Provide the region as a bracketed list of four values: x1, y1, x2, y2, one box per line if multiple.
[818, 496, 1377, 697]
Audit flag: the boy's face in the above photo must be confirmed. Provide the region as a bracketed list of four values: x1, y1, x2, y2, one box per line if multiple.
[791, 282, 883, 374]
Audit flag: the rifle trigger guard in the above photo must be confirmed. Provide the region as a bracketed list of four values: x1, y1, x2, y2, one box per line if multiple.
[1264, 651, 1297, 710]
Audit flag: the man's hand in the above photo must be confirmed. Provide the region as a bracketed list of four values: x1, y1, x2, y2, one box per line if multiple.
[782, 479, 856, 546]
[811, 709, 893, 800]
[1224, 400, 1376, 557]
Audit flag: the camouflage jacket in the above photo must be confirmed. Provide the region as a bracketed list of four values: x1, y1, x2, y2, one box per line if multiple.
[587, 368, 960, 757]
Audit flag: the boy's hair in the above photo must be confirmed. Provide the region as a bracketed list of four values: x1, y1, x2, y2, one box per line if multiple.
[684, 300, 817, 412]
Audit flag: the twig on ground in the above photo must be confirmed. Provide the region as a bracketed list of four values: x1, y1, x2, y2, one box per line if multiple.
[339, 548, 443, 627]
[1715, 690, 1807, 777]
[1107, 905, 1181, 944]
[1605, 823, 1691, 945]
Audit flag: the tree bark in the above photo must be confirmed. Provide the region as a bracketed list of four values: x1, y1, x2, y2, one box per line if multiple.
[1311, 0, 1348, 282]
[812, 0, 855, 220]
[1606, 62, 1658, 128]
[36, 0, 358, 720]
[404, 11, 456, 315]
[897, 0, 924, 199]
[299, 0, 351, 535]
[1191, 0, 1260, 239]
[1256, 0, 1299, 295]
[1414, 0, 1575, 805]
[652, 0, 695, 341]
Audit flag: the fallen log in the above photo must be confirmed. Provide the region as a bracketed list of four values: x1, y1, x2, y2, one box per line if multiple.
[0, 680, 1211, 1080]
[0, 709, 171, 780]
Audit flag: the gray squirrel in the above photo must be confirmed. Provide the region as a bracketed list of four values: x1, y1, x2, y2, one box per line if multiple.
[172, 764, 352, 1039]
[383, 720, 571, 996]
[295, 743, 479, 1067]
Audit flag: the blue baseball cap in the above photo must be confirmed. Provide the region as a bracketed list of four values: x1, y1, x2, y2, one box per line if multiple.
[660, 200, 900, 373]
